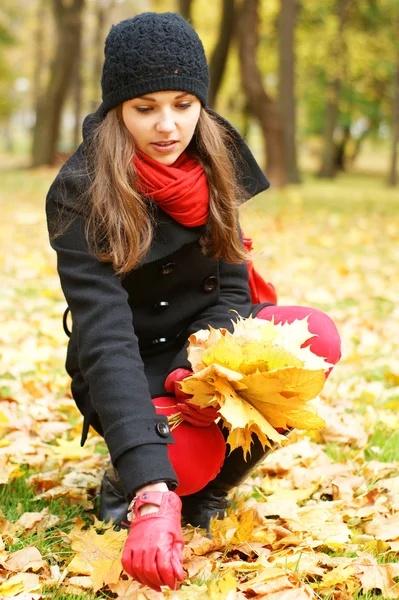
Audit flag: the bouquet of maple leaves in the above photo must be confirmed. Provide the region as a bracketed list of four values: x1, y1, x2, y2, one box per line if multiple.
[171, 315, 332, 457]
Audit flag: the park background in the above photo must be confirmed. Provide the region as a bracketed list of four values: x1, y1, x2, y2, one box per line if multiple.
[1, 1, 399, 599]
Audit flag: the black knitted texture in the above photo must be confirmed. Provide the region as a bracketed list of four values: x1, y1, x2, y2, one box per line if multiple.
[101, 12, 209, 112]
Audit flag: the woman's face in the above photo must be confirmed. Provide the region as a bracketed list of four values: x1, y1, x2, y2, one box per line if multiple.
[122, 90, 201, 165]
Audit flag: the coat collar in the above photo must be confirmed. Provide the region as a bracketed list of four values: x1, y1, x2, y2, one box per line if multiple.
[80, 104, 270, 266]
[140, 205, 205, 266]
[204, 108, 270, 198]
[82, 104, 270, 202]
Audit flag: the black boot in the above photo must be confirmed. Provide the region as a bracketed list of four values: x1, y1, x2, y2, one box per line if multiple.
[181, 426, 291, 534]
[98, 464, 129, 529]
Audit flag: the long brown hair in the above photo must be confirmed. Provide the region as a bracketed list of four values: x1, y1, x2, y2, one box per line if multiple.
[54, 106, 248, 276]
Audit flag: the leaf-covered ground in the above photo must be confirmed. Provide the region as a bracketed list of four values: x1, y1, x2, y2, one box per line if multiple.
[0, 166, 399, 599]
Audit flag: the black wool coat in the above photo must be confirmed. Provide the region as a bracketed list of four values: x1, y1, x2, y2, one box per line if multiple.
[45, 106, 271, 496]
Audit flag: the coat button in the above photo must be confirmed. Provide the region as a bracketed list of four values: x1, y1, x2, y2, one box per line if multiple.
[152, 337, 168, 345]
[156, 421, 170, 438]
[153, 301, 169, 311]
[203, 276, 219, 292]
[160, 262, 176, 275]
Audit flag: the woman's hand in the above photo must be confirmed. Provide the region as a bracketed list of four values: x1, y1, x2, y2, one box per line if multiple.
[121, 489, 185, 591]
[165, 369, 220, 427]
[134, 482, 168, 515]
[164, 368, 193, 400]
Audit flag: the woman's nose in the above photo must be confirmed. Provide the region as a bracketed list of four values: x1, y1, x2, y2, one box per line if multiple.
[155, 110, 176, 133]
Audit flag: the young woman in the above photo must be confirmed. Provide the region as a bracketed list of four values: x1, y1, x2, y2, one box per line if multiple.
[46, 12, 341, 592]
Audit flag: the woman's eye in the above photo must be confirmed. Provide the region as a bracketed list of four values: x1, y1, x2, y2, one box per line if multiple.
[176, 103, 191, 110]
[135, 106, 152, 113]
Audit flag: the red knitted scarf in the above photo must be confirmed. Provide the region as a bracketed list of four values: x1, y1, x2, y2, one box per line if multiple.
[134, 151, 209, 227]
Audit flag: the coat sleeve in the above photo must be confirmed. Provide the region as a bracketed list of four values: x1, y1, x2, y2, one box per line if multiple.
[167, 256, 253, 374]
[46, 155, 178, 496]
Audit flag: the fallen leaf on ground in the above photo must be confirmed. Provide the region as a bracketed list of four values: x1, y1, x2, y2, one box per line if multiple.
[67, 522, 126, 591]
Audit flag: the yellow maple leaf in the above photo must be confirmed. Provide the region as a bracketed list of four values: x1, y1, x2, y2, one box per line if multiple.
[210, 507, 256, 544]
[181, 316, 329, 458]
[0, 573, 40, 597]
[187, 326, 225, 372]
[67, 522, 126, 592]
[232, 315, 278, 345]
[225, 425, 278, 458]
[296, 344, 333, 370]
[214, 378, 285, 454]
[51, 437, 93, 460]
[281, 407, 327, 430]
[4, 546, 44, 573]
[0, 459, 23, 485]
[355, 560, 399, 599]
[241, 367, 326, 404]
[240, 344, 304, 374]
[273, 316, 313, 352]
[207, 570, 237, 599]
[0, 410, 9, 424]
[179, 377, 215, 400]
[180, 365, 243, 408]
[321, 564, 356, 587]
[201, 335, 243, 371]
[108, 579, 143, 598]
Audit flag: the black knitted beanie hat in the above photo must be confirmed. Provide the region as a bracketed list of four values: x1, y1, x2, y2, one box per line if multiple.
[101, 12, 209, 113]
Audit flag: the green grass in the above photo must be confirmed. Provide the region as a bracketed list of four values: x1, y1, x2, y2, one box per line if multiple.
[321, 592, 393, 600]
[365, 424, 399, 462]
[323, 442, 356, 463]
[0, 478, 104, 599]
[42, 589, 120, 600]
[246, 171, 399, 218]
[0, 478, 91, 558]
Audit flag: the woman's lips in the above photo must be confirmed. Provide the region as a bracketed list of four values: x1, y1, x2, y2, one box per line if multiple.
[151, 141, 179, 153]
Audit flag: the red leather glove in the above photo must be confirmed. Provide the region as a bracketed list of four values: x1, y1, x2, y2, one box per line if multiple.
[165, 369, 220, 427]
[121, 491, 185, 591]
[175, 401, 220, 427]
[164, 368, 193, 400]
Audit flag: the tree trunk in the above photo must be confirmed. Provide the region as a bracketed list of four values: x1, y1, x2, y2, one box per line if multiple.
[31, 0, 85, 167]
[350, 125, 371, 166]
[335, 124, 351, 171]
[178, 0, 193, 21]
[278, 0, 300, 183]
[208, 0, 236, 108]
[388, 46, 399, 186]
[318, 79, 341, 178]
[318, 0, 348, 178]
[91, 0, 107, 111]
[72, 31, 83, 148]
[32, 0, 46, 109]
[241, 103, 251, 140]
[2, 120, 14, 153]
[238, 0, 285, 187]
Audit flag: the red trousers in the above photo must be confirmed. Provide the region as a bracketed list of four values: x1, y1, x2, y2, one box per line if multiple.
[154, 306, 341, 496]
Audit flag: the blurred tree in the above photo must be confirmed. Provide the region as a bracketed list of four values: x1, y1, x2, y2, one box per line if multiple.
[31, 0, 85, 166]
[297, 0, 395, 176]
[32, 0, 46, 111]
[0, 5, 17, 151]
[208, 0, 236, 108]
[178, 0, 193, 21]
[278, 0, 300, 183]
[72, 24, 83, 148]
[388, 14, 399, 186]
[318, 0, 348, 178]
[90, 0, 115, 112]
[238, 0, 285, 187]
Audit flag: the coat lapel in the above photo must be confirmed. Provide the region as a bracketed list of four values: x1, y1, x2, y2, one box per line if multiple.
[82, 105, 270, 266]
[141, 204, 205, 265]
